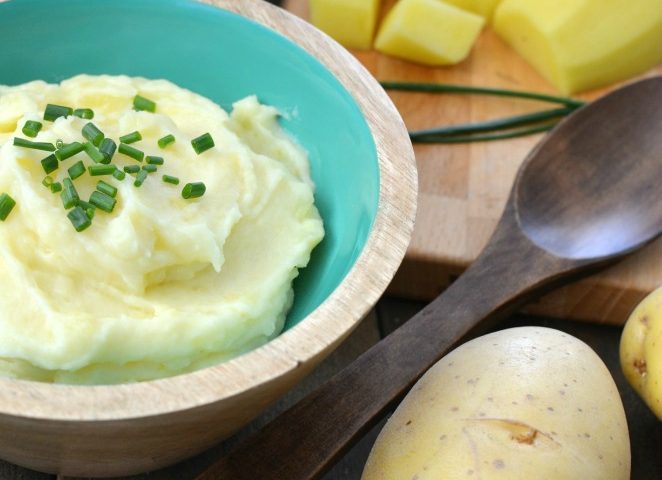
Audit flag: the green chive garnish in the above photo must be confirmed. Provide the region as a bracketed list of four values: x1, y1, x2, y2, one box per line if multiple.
[162, 174, 180, 185]
[42, 176, 54, 188]
[146, 155, 164, 165]
[133, 95, 156, 112]
[60, 178, 79, 209]
[44, 104, 73, 122]
[112, 169, 126, 181]
[191, 133, 214, 154]
[119, 130, 142, 144]
[83, 142, 106, 163]
[142, 164, 157, 173]
[50, 181, 62, 193]
[40, 154, 58, 174]
[182, 182, 206, 199]
[67, 206, 91, 232]
[55, 141, 85, 161]
[86, 207, 96, 219]
[82, 122, 104, 147]
[123, 165, 140, 174]
[89, 190, 116, 213]
[134, 169, 148, 187]
[73, 108, 94, 120]
[22, 120, 43, 138]
[118, 143, 144, 162]
[99, 138, 117, 164]
[56, 139, 64, 149]
[68, 160, 86, 180]
[13, 137, 55, 152]
[0, 193, 16, 221]
[158, 134, 175, 148]
[96, 180, 117, 198]
[88, 164, 117, 176]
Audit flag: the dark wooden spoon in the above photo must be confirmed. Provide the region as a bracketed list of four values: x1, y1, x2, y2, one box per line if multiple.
[196, 76, 662, 480]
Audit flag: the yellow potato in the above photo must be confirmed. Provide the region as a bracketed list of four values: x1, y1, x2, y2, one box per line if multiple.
[309, 0, 381, 50]
[374, 0, 485, 66]
[444, 0, 502, 19]
[362, 327, 630, 480]
[493, 0, 662, 94]
[620, 286, 662, 420]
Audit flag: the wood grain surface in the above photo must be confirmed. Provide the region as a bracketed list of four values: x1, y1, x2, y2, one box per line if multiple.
[284, 0, 662, 326]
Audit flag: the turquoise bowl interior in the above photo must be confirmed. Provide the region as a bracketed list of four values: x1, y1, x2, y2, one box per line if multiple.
[0, 0, 379, 330]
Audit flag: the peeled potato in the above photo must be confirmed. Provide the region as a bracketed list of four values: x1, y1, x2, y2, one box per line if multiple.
[493, 0, 662, 94]
[620, 286, 662, 420]
[309, 0, 381, 50]
[362, 327, 630, 480]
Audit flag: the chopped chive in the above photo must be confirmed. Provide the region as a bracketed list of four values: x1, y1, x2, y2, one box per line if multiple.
[73, 108, 94, 120]
[89, 190, 116, 213]
[158, 134, 175, 148]
[146, 155, 164, 165]
[22, 120, 43, 138]
[191, 133, 214, 154]
[118, 143, 144, 162]
[133, 169, 148, 187]
[84, 142, 106, 163]
[99, 138, 117, 164]
[88, 164, 117, 176]
[86, 207, 96, 219]
[67, 160, 86, 180]
[162, 174, 180, 185]
[42, 176, 54, 188]
[112, 169, 126, 181]
[133, 94, 156, 112]
[119, 130, 142, 144]
[67, 206, 91, 232]
[82, 122, 104, 146]
[182, 182, 206, 199]
[50, 181, 62, 193]
[60, 178, 79, 209]
[96, 180, 117, 198]
[13, 137, 55, 152]
[40, 154, 58, 174]
[0, 193, 16, 221]
[78, 200, 94, 211]
[55, 141, 85, 161]
[44, 104, 73, 122]
[142, 164, 157, 173]
[56, 139, 64, 149]
[123, 165, 140, 174]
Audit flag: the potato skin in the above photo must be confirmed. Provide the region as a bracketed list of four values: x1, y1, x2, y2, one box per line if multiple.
[620, 286, 662, 420]
[362, 327, 630, 480]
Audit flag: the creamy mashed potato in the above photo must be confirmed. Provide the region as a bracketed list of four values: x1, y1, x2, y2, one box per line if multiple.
[0, 75, 324, 384]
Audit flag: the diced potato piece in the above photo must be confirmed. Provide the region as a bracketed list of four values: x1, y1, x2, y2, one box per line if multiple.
[620, 286, 662, 420]
[443, 0, 502, 19]
[375, 0, 485, 65]
[309, 0, 381, 50]
[493, 0, 662, 94]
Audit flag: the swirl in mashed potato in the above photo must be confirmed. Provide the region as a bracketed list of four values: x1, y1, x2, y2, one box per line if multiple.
[0, 75, 324, 384]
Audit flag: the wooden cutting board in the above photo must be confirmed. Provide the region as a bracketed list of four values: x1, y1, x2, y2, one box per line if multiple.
[284, 0, 661, 325]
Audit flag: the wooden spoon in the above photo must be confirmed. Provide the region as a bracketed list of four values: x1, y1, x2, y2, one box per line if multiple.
[196, 76, 662, 480]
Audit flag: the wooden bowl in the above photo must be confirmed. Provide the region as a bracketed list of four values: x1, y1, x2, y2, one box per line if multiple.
[0, 0, 416, 476]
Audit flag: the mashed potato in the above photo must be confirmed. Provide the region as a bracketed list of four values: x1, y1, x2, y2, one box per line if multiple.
[0, 75, 324, 384]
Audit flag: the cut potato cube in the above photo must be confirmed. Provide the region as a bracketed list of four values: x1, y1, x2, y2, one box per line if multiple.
[309, 0, 381, 50]
[375, 0, 485, 66]
[493, 0, 662, 94]
[443, 0, 502, 18]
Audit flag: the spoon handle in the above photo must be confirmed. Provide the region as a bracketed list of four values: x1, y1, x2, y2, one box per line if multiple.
[195, 214, 582, 480]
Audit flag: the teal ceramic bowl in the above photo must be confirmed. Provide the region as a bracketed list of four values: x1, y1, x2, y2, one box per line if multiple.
[0, 0, 416, 476]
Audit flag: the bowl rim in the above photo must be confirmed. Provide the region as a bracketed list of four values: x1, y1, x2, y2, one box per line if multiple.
[0, 0, 417, 421]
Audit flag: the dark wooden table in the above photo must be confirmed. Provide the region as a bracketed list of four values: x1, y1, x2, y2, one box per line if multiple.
[1, 297, 660, 480]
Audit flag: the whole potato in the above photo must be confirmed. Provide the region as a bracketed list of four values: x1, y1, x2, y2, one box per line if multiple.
[620, 286, 662, 420]
[362, 327, 630, 479]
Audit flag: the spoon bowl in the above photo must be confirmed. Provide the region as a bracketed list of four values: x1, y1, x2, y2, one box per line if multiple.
[516, 76, 662, 259]
[199, 76, 662, 480]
